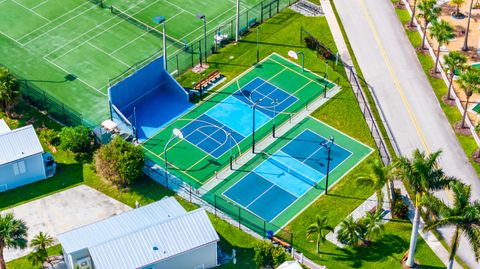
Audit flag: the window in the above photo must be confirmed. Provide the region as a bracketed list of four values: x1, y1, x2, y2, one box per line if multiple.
[13, 161, 26, 176]
[193, 265, 205, 269]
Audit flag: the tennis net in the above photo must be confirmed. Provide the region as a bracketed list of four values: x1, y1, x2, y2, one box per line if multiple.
[110, 5, 186, 50]
[267, 154, 317, 187]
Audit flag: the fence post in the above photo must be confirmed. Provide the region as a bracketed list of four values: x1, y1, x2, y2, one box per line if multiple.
[176, 54, 179, 77]
[42, 91, 48, 112]
[62, 104, 67, 125]
[189, 183, 192, 202]
[300, 26, 303, 44]
[276, 0, 279, 13]
[25, 81, 30, 99]
[263, 221, 266, 238]
[214, 195, 217, 216]
[261, 2, 264, 22]
[238, 207, 241, 229]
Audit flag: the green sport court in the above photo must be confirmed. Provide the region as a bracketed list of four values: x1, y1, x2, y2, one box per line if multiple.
[0, 0, 264, 123]
[203, 117, 373, 233]
[142, 53, 338, 188]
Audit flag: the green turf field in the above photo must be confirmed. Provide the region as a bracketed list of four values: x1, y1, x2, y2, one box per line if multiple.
[142, 53, 338, 188]
[0, 0, 265, 124]
[203, 116, 373, 234]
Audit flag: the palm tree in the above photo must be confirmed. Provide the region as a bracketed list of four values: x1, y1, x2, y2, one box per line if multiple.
[0, 67, 20, 118]
[422, 181, 480, 269]
[0, 213, 28, 269]
[462, 0, 475, 51]
[361, 211, 385, 242]
[28, 232, 54, 266]
[430, 20, 455, 74]
[395, 149, 454, 268]
[443, 51, 467, 100]
[458, 70, 480, 128]
[336, 216, 366, 247]
[356, 160, 395, 214]
[417, 0, 441, 50]
[306, 215, 333, 253]
[410, 0, 420, 28]
[451, 0, 466, 17]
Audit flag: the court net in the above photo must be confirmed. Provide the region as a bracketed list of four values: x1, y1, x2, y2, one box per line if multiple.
[110, 5, 186, 50]
[265, 153, 317, 187]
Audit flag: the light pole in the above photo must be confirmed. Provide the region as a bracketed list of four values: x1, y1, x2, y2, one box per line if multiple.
[153, 16, 167, 70]
[252, 98, 264, 153]
[197, 13, 207, 63]
[164, 128, 183, 187]
[235, 0, 240, 42]
[321, 136, 334, 194]
[272, 99, 278, 138]
[256, 27, 260, 63]
[296, 51, 305, 72]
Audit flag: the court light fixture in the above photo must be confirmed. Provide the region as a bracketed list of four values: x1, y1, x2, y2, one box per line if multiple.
[164, 128, 183, 187]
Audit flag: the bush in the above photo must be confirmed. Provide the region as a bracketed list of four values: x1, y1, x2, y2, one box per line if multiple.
[38, 128, 59, 146]
[58, 126, 91, 153]
[393, 197, 409, 219]
[94, 137, 144, 187]
[254, 241, 287, 268]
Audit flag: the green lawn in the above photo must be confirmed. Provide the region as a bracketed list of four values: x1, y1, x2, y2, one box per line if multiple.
[1, 7, 445, 269]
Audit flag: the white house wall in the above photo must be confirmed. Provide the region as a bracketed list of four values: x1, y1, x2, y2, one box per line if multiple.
[0, 153, 46, 191]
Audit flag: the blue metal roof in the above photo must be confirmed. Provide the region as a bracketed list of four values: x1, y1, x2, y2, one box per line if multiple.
[58, 197, 186, 254]
[0, 124, 43, 165]
[89, 208, 219, 269]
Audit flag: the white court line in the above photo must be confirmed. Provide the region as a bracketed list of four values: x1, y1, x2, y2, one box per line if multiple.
[197, 128, 225, 147]
[86, 42, 130, 68]
[46, 0, 165, 61]
[245, 184, 276, 207]
[0, 30, 23, 46]
[254, 171, 300, 198]
[21, 4, 97, 45]
[109, 10, 184, 55]
[31, 0, 49, 9]
[17, 1, 91, 42]
[43, 56, 106, 96]
[12, 0, 51, 22]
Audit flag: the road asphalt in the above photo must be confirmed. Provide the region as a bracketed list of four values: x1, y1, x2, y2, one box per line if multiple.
[332, 0, 480, 267]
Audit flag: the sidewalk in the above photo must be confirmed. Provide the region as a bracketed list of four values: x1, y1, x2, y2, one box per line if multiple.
[319, 0, 458, 267]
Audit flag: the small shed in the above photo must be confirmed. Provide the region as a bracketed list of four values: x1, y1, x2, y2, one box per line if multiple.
[58, 197, 220, 269]
[0, 120, 46, 192]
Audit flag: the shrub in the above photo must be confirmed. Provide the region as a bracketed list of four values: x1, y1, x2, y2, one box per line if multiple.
[59, 126, 91, 153]
[38, 128, 59, 146]
[94, 137, 144, 187]
[304, 36, 318, 50]
[393, 197, 409, 219]
[254, 241, 287, 268]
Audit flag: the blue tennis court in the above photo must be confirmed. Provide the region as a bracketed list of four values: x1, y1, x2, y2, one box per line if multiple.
[180, 77, 298, 158]
[223, 129, 352, 221]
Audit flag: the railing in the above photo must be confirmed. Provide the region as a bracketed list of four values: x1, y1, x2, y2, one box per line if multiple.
[300, 27, 394, 165]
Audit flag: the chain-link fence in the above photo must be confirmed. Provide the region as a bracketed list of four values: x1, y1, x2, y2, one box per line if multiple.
[300, 27, 392, 165]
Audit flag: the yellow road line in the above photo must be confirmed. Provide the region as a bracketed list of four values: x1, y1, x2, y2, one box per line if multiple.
[358, 0, 430, 153]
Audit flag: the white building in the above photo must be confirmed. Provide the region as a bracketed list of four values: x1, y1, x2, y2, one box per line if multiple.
[58, 197, 220, 269]
[0, 119, 55, 192]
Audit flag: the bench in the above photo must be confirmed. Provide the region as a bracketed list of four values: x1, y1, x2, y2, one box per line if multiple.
[194, 70, 222, 91]
[272, 236, 292, 251]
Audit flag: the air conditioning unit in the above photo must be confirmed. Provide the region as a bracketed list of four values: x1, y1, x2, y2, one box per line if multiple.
[76, 256, 92, 269]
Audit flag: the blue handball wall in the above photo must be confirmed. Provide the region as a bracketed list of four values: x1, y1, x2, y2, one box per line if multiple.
[109, 56, 192, 141]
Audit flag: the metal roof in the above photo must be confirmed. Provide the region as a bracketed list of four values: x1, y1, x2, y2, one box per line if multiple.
[58, 197, 186, 254]
[89, 208, 219, 269]
[0, 124, 43, 165]
[0, 119, 10, 134]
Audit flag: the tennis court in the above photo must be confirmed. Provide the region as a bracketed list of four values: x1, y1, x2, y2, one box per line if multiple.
[223, 129, 351, 221]
[204, 117, 373, 232]
[0, 0, 267, 123]
[143, 53, 338, 187]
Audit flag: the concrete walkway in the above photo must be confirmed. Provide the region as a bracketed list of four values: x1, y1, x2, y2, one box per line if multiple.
[320, 0, 465, 267]
[2, 185, 131, 261]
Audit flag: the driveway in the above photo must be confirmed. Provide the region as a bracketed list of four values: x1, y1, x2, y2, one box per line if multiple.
[2, 185, 131, 262]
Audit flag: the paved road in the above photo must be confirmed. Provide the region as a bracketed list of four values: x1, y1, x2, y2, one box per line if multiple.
[333, 0, 480, 267]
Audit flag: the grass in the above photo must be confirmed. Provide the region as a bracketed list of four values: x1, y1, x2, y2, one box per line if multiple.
[1, 7, 444, 269]
[6, 245, 63, 269]
[393, 7, 480, 175]
[392, 6, 471, 268]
